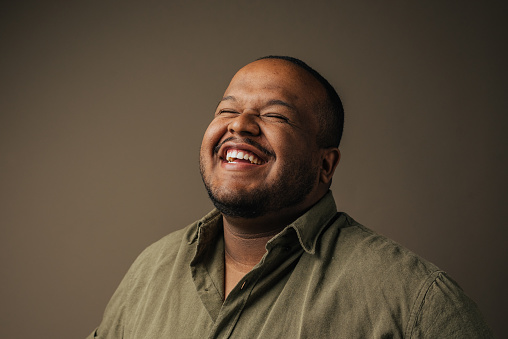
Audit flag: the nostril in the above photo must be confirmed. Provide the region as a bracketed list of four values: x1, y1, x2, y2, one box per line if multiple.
[228, 115, 260, 135]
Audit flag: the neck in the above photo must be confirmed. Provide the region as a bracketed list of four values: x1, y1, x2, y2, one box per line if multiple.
[223, 218, 284, 267]
[222, 216, 286, 299]
[220, 190, 328, 298]
[221, 197, 319, 264]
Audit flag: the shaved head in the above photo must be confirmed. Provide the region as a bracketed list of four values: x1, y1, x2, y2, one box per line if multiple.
[257, 56, 344, 148]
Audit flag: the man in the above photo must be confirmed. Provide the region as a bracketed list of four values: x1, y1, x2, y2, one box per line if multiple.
[88, 56, 492, 338]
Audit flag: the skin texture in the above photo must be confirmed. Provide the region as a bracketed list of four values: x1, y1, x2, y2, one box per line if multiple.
[199, 59, 341, 297]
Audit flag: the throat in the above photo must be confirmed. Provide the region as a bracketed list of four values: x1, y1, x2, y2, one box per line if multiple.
[224, 249, 254, 299]
[223, 223, 281, 267]
[222, 220, 283, 299]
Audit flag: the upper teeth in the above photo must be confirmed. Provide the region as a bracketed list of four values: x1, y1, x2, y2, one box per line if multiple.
[226, 149, 263, 164]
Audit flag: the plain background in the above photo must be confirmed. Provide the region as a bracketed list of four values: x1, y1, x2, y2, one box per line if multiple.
[1, 1, 506, 338]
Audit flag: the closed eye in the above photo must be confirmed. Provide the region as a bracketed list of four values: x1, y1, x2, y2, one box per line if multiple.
[262, 113, 290, 123]
[217, 109, 240, 117]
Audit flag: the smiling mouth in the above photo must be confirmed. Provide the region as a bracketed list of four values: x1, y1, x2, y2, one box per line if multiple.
[215, 137, 274, 166]
[224, 148, 265, 165]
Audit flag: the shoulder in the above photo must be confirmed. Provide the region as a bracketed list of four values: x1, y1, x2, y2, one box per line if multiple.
[127, 221, 198, 276]
[90, 218, 206, 338]
[103, 220, 200, 309]
[320, 213, 493, 337]
[407, 271, 493, 337]
[323, 213, 441, 282]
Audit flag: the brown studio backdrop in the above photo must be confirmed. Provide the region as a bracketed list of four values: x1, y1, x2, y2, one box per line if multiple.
[0, 1, 506, 338]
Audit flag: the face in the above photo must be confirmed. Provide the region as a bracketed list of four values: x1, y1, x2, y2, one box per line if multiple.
[199, 59, 328, 219]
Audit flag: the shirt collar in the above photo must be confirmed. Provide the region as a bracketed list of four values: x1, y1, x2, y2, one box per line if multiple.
[268, 190, 338, 254]
[190, 190, 338, 255]
[189, 208, 222, 245]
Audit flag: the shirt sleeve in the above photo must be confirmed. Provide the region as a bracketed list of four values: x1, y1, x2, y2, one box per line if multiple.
[85, 328, 98, 339]
[86, 277, 129, 339]
[86, 256, 142, 339]
[407, 272, 493, 338]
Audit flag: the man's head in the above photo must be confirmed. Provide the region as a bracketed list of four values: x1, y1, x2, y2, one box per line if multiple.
[199, 56, 342, 220]
[257, 56, 344, 148]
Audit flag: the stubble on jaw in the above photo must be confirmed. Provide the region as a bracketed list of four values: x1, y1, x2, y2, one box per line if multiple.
[199, 151, 319, 219]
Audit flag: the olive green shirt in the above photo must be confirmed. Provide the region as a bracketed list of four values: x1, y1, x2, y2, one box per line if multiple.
[88, 192, 492, 338]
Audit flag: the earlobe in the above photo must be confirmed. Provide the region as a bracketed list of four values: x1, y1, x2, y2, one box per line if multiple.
[320, 148, 340, 184]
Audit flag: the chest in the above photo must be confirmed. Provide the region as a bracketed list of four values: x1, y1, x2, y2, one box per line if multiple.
[123, 252, 409, 339]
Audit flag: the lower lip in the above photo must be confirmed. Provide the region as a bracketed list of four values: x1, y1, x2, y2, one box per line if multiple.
[221, 159, 265, 170]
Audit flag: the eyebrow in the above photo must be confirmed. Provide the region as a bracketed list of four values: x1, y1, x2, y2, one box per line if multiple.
[220, 95, 237, 103]
[265, 99, 295, 111]
[216, 95, 236, 108]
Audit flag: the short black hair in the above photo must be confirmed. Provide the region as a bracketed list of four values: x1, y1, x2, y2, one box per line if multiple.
[257, 55, 344, 148]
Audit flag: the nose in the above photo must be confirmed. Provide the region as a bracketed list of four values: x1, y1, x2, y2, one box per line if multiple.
[228, 112, 260, 136]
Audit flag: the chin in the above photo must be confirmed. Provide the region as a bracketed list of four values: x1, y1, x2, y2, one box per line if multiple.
[200, 154, 318, 220]
[204, 183, 267, 217]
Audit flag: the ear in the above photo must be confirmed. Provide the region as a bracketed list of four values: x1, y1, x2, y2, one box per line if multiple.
[319, 148, 340, 185]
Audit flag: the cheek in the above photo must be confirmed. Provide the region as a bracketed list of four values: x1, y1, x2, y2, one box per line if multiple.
[263, 128, 309, 156]
[201, 119, 227, 153]
[270, 132, 320, 170]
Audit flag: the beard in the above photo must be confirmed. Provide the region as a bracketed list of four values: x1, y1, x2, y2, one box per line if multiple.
[200, 156, 318, 219]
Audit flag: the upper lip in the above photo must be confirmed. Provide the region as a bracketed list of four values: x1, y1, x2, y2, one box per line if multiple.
[215, 138, 273, 163]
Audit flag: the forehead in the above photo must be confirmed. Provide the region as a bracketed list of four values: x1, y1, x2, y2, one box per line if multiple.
[223, 59, 326, 109]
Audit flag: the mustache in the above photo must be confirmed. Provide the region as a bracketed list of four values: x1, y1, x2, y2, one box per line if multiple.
[214, 137, 275, 158]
